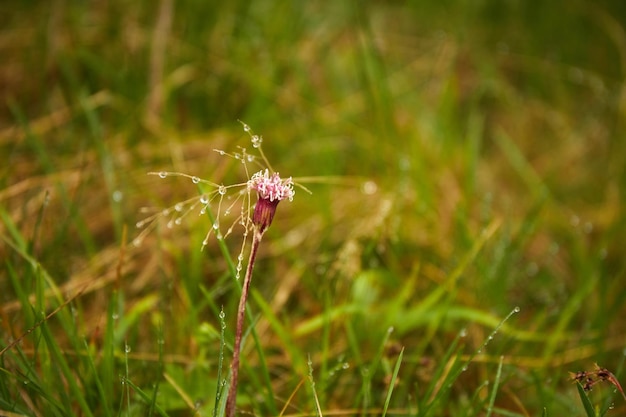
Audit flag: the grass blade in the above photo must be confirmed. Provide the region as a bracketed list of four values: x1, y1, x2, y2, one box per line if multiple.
[382, 347, 404, 417]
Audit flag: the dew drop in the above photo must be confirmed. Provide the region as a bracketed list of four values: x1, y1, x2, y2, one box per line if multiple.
[361, 181, 378, 195]
[219, 310, 226, 319]
[513, 306, 521, 313]
[174, 203, 183, 212]
[251, 135, 262, 148]
[112, 190, 123, 202]
[218, 185, 227, 195]
[212, 221, 219, 230]
[174, 218, 182, 225]
[200, 195, 209, 204]
[342, 363, 350, 370]
[132, 238, 142, 247]
[242, 124, 250, 132]
[158, 172, 167, 178]
[125, 345, 131, 353]
[192, 176, 200, 184]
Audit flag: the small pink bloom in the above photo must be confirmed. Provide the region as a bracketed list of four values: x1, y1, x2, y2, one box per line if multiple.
[249, 169, 294, 234]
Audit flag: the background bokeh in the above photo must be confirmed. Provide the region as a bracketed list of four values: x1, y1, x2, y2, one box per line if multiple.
[2, 1, 626, 416]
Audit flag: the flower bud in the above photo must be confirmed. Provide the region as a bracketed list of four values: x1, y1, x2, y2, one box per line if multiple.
[249, 169, 295, 235]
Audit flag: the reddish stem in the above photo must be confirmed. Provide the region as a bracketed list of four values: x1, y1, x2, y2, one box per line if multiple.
[225, 229, 263, 417]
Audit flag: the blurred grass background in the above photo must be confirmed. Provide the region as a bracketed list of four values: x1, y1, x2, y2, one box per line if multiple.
[2, 0, 626, 416]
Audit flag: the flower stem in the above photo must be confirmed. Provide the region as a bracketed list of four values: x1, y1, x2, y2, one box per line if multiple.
[225, 229, 263, 417]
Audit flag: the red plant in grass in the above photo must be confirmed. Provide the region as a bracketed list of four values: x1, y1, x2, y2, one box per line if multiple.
[138, 122, 300, 417]
[570, 363, 626, 401]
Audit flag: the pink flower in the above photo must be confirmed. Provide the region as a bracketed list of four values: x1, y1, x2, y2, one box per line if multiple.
[249, 169, 294, 234]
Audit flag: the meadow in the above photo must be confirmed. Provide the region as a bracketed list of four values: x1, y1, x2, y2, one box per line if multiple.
[2, 1, 626, 416]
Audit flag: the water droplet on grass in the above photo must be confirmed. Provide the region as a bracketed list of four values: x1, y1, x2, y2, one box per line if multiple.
[158, 172, 167, 178]
[112, 190, 123, 202]
[361, 181, 378, 195]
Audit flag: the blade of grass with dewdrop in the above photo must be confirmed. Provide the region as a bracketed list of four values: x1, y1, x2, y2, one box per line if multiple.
[304, 354, 324, 417]
[421, 306, 522, 417]
[382, 347, 404, 417]
[213, 307, 228, 417]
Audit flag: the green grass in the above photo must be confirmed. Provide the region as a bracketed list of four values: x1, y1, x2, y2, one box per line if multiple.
[2, 0, 626, 416]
